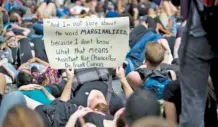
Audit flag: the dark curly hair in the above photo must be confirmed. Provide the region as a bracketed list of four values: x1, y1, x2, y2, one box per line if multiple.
[16, 71, 33, 88]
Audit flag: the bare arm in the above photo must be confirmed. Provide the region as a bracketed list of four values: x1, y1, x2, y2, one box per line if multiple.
[116, 67, 134, 98]
[60, 68, 74, 102]
[41, 87, 55, 101]
[35, 57, 50, 67]
[66, 114, 78, 127]
[158, 39, 173, 64]
[0, 73, 6, 95]
[66, 107, 92, 127]
[120, 77, 134, 98]
[133, 8, 138, 20]
[60, 79, 73, 102]
[126, 71, 143, 90]
[156, 23, 172, 35]
[18, 62, 30, 70]
[163, 101, 177, 124]
[19, 26, 31, 36]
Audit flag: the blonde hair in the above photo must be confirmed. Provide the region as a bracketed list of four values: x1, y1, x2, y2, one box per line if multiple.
[145, 42, 165, 66]
[3, 105, 45, 127]
[94, 103, 109, 114]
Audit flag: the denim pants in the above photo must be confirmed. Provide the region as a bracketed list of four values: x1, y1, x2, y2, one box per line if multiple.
[125, 31, 161, 75]
[178, 28, 215, 127]
[56, 7, 69, 18]
[0, 91, 26, 127]
[33, 22, 43, 35]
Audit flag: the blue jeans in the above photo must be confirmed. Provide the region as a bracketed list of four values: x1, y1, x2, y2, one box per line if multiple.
[33, 22, 43, 35]
[28, 34, 43, 40]
[4, 2, 24, 12]
[0, 91, 26, 126]
[126, 31, 161, 64]
[125, 31, 161, 75]
[56, 7, 68, 18]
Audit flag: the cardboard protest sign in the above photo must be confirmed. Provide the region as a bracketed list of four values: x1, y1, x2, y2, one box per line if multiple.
[43, 17, 129, 69]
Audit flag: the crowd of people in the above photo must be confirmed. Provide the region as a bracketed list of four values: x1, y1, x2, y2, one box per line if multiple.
[0, 0, 217, 127]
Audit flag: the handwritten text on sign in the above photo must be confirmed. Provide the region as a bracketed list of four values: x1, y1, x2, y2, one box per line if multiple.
[43, 17, 129, 69]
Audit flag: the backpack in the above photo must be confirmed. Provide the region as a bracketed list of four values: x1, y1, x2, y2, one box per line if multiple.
[139, 69, 172, 100]
[193, 0, 218, 53]
[72, 68, 113, 105]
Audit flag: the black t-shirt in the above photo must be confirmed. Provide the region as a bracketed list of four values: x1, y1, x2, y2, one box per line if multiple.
[138, 3, 150, 16]
[35, 100, 78, 127]
[79, 112, 113, 127]
[163, 80, 181, 122]
[69, 81, 124, 115]
[35, 99, 114, 127]
[127, 3, 137, 17]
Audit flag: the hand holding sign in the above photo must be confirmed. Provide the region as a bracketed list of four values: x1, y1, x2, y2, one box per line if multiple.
[43, 17, 129, 69]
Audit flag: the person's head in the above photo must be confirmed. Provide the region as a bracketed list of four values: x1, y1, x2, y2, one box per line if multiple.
[115, 109, 128, 127]
[125, 89, 160, 126]
[31, 66, 40, 79]
[131, 117, 178, 127]
[16, 71, 33, 88]
[2, 105, 45, 127]
[145, 42, 165, 69]
[87, 90, 108, 113]
[9, 12, 21, 23]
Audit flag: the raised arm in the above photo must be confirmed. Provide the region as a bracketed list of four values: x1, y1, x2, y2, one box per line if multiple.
[158, 39, 173, 64]
[27, 57, 50, 67]
[35, 57, 50, 67]
[116, 67, 134, 98]
[66, 106, 92, 127]
[59, 68, 74, 102]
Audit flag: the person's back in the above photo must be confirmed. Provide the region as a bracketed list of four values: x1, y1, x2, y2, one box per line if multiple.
[125, 89, 161, 126]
